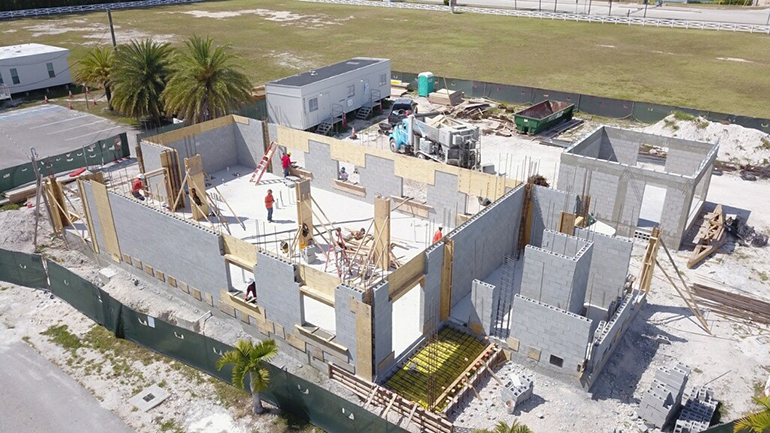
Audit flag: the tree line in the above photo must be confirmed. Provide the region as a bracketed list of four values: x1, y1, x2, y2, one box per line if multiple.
[1, 0, 139, 11]
[76, 36, 253, 126]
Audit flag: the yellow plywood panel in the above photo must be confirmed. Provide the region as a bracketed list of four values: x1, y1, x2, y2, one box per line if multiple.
[145, 115, 235, 145]
[298, 265, 340, 302]
[393, 157, 440, 185]
[387, 252, 425, 300]
[222, 233, 258, 267]
[286, 332, 307, 352]
[78, 179, 99, 254]
[185, 154, 210, 220]
[440, 240, 454, 322]
[354, 299, 373, 380]
[276, 125, 310, 153]
[330, 138, 367, 167]
[90, 181, 121, 262]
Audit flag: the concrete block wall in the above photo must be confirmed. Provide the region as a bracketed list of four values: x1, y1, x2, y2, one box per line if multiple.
[541, 229, 591, 257]
[421, 241, 444, 333]
[233, 118, 264, 169]
[358, 154, 402, 203]
[162, 123, 238, 177]
[371, 280, 393, 376]
[303, 140, 336, 191]
[574, 227, 633, 309]
[659, 187, 694, 248]
[568, 128, 603, 158]
[255, 250, 300, 335]
[601, 128, 640, 166]
[447, 186, 524, 308]
[585, 170, 620, 223]
[530, 186, 578, 247]
[508, 295, 592, 377]
[470, 279, 498, 335]
[519, 238, 593, 314]
[106, 190, 228, 302]
[616, 177, 645, 236]
[666, 147, 708, 177]
[426, 171, 467, 223]
[588, 290, 635, 373]
[138, 141, 168, 199]
[334, 283, 365, 367]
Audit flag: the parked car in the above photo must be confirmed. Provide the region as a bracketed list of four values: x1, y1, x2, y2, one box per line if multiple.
[388, 98, 418, 125]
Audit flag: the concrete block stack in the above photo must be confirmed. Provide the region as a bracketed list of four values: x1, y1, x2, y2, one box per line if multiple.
[500, 373, 534, 413]
[638, 362, 691, 429]
[674, 386, 718, 433]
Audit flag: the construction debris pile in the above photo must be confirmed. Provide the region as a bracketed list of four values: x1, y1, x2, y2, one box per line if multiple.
[725, 214, 768, 247]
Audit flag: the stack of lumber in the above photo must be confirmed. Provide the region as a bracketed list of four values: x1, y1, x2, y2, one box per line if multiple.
[691, 278, 770, 324]
[687, 204, 726, 268]
[428, 89, 463, 106]
[390, 80, 409, 98]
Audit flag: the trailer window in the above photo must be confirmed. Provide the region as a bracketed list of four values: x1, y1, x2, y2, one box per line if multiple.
[380, 73, 387, 86]
[47, 63, 56, 78]
[347, 84, 355, 97]
[10, 68, 19, 85]
[308, 97, 318, 112]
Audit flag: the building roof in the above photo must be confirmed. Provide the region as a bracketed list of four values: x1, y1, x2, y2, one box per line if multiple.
[0, 43, 69, 62]
[268, 58, 387, 88]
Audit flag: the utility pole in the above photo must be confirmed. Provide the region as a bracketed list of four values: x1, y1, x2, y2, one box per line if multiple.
[608, 0, 612, 16]
[644, 0, 648, 18]
[107, 9, 117, 47]
[588, 0, 592, 14]
[539, 0, 542, 11]
[554, 0, 558, 12]
[83, 83, 89, 110]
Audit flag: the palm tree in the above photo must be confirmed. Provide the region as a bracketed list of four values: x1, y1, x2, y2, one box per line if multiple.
[163, 35, 253, 125]
[75, 46, 114, 110]
[475, 420, 535, 433]
[735, 396, 770, 433]
[111, 39, 173, 126]
[216, 338, 278, 415]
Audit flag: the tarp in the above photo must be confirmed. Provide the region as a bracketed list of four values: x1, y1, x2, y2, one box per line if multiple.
[0, 249, 47, 289]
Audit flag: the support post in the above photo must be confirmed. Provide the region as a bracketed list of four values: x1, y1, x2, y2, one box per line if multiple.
[374, 196, 391, 270]
[296, 179, 314, 250]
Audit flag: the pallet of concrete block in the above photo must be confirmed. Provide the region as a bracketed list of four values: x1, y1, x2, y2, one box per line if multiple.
[500, 373, 534, 414]
[673, 386, 718, 433]
[429, 89, 464, 106]
[638, 362, 691, 429]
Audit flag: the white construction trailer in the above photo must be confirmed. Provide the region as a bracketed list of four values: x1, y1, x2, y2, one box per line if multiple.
[0, 43, 72, 98]
[265, 58, 391, 135]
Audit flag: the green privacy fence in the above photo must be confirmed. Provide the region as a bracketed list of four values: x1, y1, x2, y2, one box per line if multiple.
[0, 132, 130, 194]
[0, 247, 407, 433]
[392, 71, 770, 134]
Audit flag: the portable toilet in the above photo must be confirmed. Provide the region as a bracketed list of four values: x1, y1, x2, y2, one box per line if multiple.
[418, 72, 435, 97]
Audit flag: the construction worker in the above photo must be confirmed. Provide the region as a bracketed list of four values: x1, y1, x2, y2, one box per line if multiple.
[131, 173, 146, 201]
[245, 278, 256, 301]
[339, 166, 349, 181]
[281, 152, 293, 178]
[432, 227, 443, 243]
[265, 189, 275, 223]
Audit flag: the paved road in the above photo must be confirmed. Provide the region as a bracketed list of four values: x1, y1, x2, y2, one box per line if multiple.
[418, 0, 770, 25]
[0, 340, 136, 433]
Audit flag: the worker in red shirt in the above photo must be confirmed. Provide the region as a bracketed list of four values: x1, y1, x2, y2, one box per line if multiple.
[265, 189, 275, 223]
[130, 173, 145, 201]
[281, 152, 292, 178]
[432, 227, 443, 243]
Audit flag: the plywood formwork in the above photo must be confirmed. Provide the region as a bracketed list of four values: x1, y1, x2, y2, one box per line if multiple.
[374, 196, 391, 270]
[387, 252, 426, 302]
[353, 298, 373, 380]
[295, 179, 314, 250]
[184, 155, 210, 221]
[90, 180, 121, 262]
[440, 240, 454, 322]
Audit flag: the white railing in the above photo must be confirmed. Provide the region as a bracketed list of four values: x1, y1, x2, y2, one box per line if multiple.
[0, 85, 11, 101]
[299, 0, 770, 34]
[0, 0, 203, 20]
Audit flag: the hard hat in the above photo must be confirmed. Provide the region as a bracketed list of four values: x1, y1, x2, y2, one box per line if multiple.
[247, 278, 254, 284]
[137, 173, 146, 180]
[340, 167, 346, 172]
[287, 152, 292, 156]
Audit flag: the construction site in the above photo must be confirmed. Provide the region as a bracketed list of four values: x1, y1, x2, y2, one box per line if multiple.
[3, 54, 770, 433]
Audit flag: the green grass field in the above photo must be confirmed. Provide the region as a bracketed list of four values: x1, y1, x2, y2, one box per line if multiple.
[2, 0, 770, 117]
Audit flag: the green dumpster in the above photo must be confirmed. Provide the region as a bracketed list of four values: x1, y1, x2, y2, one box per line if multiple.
[514, 100, 574, 135]
[418, 72, 435, 97]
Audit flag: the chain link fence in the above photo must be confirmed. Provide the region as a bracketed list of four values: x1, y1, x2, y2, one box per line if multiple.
[392, 71, 770, 134]
[0, 247, 407, 433]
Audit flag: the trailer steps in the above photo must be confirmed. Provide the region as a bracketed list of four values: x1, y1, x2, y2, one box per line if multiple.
[356, 105, 372, 120]
[316, 120, 333, 136]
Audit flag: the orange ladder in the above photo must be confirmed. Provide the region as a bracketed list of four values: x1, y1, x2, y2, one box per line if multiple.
[249, 141, 277, 185]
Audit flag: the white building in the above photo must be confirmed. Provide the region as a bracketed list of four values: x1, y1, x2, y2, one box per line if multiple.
[0, 43, 72, 99]
[266, 58, 390, 134]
